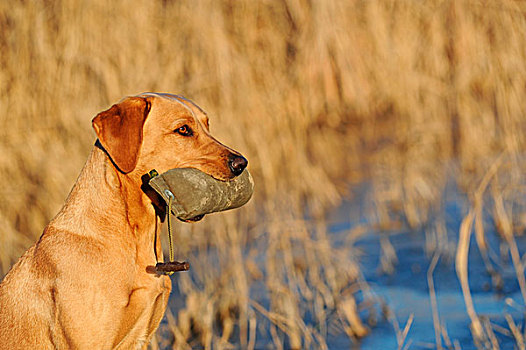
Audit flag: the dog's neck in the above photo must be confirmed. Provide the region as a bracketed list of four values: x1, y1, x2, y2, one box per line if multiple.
[47, 146, 163, 265]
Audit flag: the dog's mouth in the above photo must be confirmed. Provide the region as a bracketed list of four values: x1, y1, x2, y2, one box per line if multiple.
[178, 214, 205, 223]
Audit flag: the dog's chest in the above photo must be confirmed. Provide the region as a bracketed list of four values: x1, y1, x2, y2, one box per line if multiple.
[129, 274, 171, 316]
[114, 275, 171, 348]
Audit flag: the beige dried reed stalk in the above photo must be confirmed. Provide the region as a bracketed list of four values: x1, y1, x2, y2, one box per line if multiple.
[394, 314, 414, 350]
[456, 209, 484, 340]
[490, 181, 526, 308]
[481, 316, 500, 350]
[505, 314, 525, 350]
[456, 155, 504, 344]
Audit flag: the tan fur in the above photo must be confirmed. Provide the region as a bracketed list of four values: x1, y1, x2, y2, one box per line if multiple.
[0, 93, 245, 349]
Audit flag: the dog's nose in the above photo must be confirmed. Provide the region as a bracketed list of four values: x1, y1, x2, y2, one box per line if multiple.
[228, 154, 248, 176]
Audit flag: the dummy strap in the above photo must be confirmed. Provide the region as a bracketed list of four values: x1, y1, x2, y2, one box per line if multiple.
[148, 169, 189, 275]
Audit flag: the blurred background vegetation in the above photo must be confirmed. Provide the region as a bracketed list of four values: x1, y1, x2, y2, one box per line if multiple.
[1, 0, 526, 348]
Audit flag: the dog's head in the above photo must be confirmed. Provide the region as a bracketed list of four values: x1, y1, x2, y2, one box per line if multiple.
[92, 93, 247, 182]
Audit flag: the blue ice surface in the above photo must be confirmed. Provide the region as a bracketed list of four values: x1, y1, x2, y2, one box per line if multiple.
[346, 229, 525, 350]
[328, 183, 526, 350]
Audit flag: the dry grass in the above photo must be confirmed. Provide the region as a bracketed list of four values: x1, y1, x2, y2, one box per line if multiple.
[1, 0, 526, 348]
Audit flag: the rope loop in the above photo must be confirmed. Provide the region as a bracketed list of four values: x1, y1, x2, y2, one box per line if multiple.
[166, 191, 175, 275]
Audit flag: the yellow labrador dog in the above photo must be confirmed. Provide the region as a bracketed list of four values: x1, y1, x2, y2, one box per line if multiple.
[0, 93, 247, 349]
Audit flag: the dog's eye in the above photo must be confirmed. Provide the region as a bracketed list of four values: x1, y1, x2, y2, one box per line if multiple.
[175, 125, 193, 136]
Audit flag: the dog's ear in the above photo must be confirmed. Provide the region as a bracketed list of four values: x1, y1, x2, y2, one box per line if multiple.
[92, 97, 151, 174]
